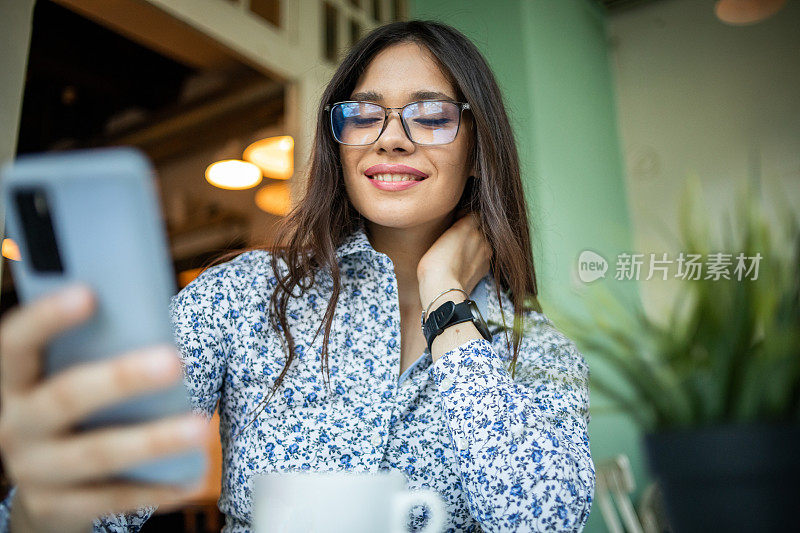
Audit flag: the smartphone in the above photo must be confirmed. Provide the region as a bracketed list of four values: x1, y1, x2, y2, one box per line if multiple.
[0, 146, 205, 486]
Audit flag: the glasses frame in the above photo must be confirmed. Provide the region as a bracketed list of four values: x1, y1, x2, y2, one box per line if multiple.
[324, 99, 471, 146]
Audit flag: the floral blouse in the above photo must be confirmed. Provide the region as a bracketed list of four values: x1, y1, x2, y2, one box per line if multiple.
[0, 221, 595, 532]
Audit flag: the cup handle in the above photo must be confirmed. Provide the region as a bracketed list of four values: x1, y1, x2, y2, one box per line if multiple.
[390, 488, 446, 533]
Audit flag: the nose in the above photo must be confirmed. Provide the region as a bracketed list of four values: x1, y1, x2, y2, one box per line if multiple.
[374, 109, 415, 152]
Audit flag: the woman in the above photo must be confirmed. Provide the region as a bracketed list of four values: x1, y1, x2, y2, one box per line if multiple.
[0, 20, 594, 532]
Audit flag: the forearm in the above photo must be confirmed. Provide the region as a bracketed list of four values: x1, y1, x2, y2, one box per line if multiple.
[430, 311, 484, 365]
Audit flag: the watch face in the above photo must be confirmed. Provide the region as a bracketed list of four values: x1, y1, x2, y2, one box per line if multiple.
[467, 300, 491, 341]
[468, 299, 484, 322]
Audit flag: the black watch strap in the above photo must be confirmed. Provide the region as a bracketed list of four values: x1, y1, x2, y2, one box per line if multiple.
[422, 298, 491, 353]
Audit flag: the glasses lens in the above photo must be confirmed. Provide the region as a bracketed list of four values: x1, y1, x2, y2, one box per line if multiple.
[403, 101, 461, 145]
[331, 102, 384, 145]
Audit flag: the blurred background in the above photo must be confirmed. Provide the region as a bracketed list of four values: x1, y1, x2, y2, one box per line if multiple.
[1, 0, 798, 531]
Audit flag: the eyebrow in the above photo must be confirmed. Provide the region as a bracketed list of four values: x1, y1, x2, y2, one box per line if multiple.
[349, 90, 456, 103]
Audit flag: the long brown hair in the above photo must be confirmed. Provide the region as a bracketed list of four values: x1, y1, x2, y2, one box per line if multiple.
[209, 20, 540, 429]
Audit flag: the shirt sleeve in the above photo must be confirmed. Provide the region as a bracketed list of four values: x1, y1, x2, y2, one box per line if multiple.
[91, 253, 250, 532]
[168, 256, 242, 420]
[428, 312, 595, 532]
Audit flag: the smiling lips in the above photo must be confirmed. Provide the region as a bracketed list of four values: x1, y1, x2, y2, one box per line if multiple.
[364, 164, 428, 180]
[364, 164, 428, 191]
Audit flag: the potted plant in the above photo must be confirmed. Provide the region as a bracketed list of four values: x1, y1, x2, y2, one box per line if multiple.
[518, 179, 800, 532]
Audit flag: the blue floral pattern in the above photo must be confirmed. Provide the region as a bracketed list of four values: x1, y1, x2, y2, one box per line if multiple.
[0, 221, 594, 532]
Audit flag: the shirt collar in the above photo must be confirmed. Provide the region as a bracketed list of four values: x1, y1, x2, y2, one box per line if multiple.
[336, 218, 380, 259]
[335, 219, 532, 328]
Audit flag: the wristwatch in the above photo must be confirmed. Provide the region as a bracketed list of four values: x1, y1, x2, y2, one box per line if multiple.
[421, 298, 492, 353]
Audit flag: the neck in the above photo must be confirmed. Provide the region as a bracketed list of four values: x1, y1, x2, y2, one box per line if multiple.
[364, 214, 456, 312]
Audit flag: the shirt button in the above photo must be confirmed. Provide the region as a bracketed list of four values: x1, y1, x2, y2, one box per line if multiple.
[454, 435, 467, 450]
[440, 375, 455, 390]
[511, 422, 525, 438]
[371, 434, 383, 447]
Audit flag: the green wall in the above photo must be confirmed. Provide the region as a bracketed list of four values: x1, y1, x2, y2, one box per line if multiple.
[410, 1, 646, 531]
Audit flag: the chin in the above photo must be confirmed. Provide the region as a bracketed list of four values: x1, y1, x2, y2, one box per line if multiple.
[362, 212, 431, 230]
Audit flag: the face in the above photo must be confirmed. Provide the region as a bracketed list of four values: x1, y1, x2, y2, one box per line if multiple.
[339, 41, 474, 230]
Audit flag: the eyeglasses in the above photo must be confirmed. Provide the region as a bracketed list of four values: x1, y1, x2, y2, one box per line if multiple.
[324, 100, 471, 146]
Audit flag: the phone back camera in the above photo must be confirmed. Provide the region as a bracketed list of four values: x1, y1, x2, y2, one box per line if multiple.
[14, 187, 64, 273]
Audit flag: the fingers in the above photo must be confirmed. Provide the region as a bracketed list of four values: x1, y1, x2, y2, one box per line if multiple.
[0, 284, 94, 395]
[14, 413, 208, 486]
[19, 478, 205, 529]
[0, 286, 206, 532]
[19, 345, 183, 439]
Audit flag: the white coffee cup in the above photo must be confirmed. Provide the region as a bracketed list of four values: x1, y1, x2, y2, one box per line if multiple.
[252, 469, 446, 533]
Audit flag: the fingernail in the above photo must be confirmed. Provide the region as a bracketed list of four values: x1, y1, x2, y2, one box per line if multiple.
[182, 417, 206, 442]
[59, 285, 90, 312]
[182, 480, 206, 496]
[143, 349, 179, 380]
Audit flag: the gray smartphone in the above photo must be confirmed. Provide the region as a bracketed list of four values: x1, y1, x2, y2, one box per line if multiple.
[0, 146, 205, 486]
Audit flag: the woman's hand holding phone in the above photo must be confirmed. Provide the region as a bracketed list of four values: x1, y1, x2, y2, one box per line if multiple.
[0, 284, 207, 533]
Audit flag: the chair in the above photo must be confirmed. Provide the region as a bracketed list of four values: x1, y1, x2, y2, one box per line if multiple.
[595, 454, 672, 533]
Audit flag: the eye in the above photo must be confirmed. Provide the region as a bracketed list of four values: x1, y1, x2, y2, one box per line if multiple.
[413, 117, 453, 127]
[346, 117, 382, 127]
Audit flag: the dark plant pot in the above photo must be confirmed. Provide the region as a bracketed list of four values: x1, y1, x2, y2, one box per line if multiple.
[644, 423, 800, 533]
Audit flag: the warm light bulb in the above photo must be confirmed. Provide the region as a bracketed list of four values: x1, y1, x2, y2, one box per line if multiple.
[2, 238, 21, 261]
[715, 0, 786, 25]
[205, 160, 262, 190]
[243, 136, 294, 180]
[254, 182, 292, 216]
